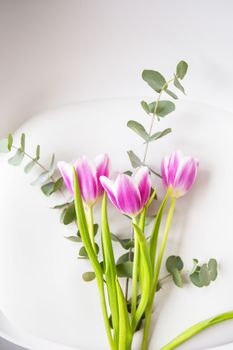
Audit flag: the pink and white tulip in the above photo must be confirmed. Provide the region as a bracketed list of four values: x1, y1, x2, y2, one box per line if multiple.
[161, 150, 198, 198]
[100, 167, 151, 217]
[58, 154, 110, 206]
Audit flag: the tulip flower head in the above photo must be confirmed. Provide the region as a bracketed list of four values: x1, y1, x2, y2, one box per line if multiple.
[100, 166, 151, 217]
[161, 150, 198, 198]
[58, 154, 110, 206]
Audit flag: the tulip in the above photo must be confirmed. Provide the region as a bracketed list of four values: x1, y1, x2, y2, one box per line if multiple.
[58, 154, 110, 206]
[100, 166, 151, 217]
[161, 150, 198, 198]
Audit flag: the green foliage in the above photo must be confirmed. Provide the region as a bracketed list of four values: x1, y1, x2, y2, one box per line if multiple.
[164, 88, 178, 100]
[31, 154, 55, 185]
[63, 202, 76, 225]
[82, 271, 96, 282]
[41, 177, 63, 196]
[65, 235, 82, 243]
[147, 128, 172, 143]
[117, 252, 134, 265]
[142, 70, 167, 92]
[176, 60, 188, 79]
[127, 150, 142, 168]
[190, 258, 218, 288]
[78, 244, 99, 259]
[8, 133, 25, 166]
[147, 101, 176, 117]
[174, 75, 186, 94]
[127, 120, 149, 141]
[166, 255, 184, 288]
[110, 233, 134, 250]
[116, 261, 133, 278]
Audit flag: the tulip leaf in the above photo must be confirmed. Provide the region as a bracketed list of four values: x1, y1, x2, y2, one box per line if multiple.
[174, 75, 186, 94]
[141, 101, 150, 114]
[116, 262, 133, 278]
[82, 271, 96, 282]
[176, 60, 188, 80]
[63, 202, 76, 225]
[142, 70, 167, 92]
[147, 128, 172, 143]
[127, 120, 148, 141]
[65, 235, 82, 243]
[8, 149, 24, 166]
[127, 150, 142, 168]
[164, 88, 178, 100]
[110, 233, 134, 250]
[156, 101, 176, 117]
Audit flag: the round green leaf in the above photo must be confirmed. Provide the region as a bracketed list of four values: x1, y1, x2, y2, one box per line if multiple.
[142, 70, 166, 93]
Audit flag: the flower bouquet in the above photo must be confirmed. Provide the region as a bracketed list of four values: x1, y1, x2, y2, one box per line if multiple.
[0, 60, 233, 350]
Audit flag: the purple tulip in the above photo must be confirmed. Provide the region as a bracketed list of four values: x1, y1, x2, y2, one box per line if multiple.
[161, 150, 198, 198]
[100, 167, 151, 217]
[58, 154, 110, 206]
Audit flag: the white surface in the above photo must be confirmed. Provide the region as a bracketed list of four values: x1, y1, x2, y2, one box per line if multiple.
[0, 99, 233, 350]
[1, 1, 233, 349]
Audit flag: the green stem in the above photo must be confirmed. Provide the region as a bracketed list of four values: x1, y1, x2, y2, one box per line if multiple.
[73, 169, 115, 350]
[161, 311, 233, 350]
[142, 78, 174, 164]
[131, 217, 140, 321]
[87, 205, 96, 253]
[141, 196, 176, 350]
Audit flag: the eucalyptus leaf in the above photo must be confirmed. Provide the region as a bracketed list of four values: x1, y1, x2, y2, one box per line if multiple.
[41, 177, 63, 196]
[24, 160, 36, 174]
[65, 235, 82, 242]
[176, 60, 188, 80]
[0, 138, 10, 153]
[141, 101, 150, 114]
[20, 133, 25, 151]
[82, 271, 96, 282]
[164, 89, 178, 100]
[147, 128, 172, 142]
[199, 264, 211, 286]
[8, 134, 13, 151]
[36, 145, 40, 160]
[142, 70, 167, 92]
[208, 259, 218, 281]
[156, 101, 176, 117]
[31, 170, 50, 185]
[110, 233, 134, 249]
[174, 75, 186, 94]
[117, 252, 134, 265]
[93, 224, 99, 236]
[53, 202, 71, 209]
[127, 120, 148, 141]
[123, 170, 133, 176]
[166, 255, 184, 288]
[127, 150, 142, 168]
[8, 149, 24, 166]
[63, 202, 76, 225]
[116, 261, 133, 278]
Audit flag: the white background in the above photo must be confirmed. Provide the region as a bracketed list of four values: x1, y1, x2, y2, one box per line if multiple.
[0, 1, 233, 349]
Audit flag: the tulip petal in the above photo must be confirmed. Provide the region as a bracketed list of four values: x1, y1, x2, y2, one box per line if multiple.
[74, 156, 98, 205]
[100, 176, 118, 207]
[174, 158, 198, 195]
[57, 161, 74, 194]
[115, 174, 141, 216]
[95, 154, 110, 196]
[134, 167, 151, 206]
